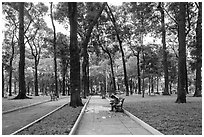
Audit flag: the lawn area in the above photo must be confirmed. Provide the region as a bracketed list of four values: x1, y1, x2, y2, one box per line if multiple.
[2, 95, 68, 112]
[2, 95, 50, 112]
[122, 94, 202, 135]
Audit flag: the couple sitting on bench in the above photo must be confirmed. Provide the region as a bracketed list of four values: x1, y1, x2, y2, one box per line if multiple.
[110, 94, 125, 112]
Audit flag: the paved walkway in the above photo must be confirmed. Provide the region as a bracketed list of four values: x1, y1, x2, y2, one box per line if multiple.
[75, 96, 152, 135]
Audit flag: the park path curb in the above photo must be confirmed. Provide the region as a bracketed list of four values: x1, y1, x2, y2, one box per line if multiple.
[106, 97, 163, 135]
[10, 102, 69, 135]
[69, 96, 91, 135]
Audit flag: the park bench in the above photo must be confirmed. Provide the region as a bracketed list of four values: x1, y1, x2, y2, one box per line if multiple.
[110, 95, 125, 112]
[50, 93, 58, 101]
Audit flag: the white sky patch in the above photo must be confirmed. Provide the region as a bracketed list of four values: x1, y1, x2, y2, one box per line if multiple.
[43, 2, 69, 35]
[44, 14, 69, 35]
[108, 1, 123, 6]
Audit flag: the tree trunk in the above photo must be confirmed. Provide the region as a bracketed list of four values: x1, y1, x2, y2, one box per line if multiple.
[62, 71, 66, 96]
[14, 80, 17, 94]
[14, 2, 29, 99]
[169, 82, 172, 94]
[8, 62, 13, 96]
[61, 59, 67, 96]
[87, 59, 90, 96]
[194, 2, 202, 97]
[130, 78, 133, 95]
[34, 59, 39, 96]
[151, 76, 154, 94]
[69, 2, 83, 107]
[148, 76, 151, 95]
[50, 2, 58, 98]
[106, 4, 129, 96]
[9, 30, 15, 97]
[176, 2, 187, 103]
[142, 72, 145, 98]
[158, 2, 169, 95]
[82, 52, 89, 98]
[156, 76, 159, 94]
[2, 64, 4, 97]
[137, 50, 142, 94]
[185, 65, 188, 94]
[119, 41, 129, 96]
[107, 51, 117, 94]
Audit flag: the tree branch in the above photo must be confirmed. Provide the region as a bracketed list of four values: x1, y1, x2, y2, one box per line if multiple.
[163, 6, 178, 25]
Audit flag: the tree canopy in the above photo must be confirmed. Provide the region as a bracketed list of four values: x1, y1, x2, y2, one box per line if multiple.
[2, 2, 202, 104]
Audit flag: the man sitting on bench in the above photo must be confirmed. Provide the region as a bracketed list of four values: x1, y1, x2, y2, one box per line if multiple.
[110, 94, 124, 112]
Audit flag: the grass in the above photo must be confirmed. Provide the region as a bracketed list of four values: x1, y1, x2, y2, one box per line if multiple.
[122, 94, 202, 135]
[17, 104, 83, 135]
[2, 95, 50, 111]
[2, 95, 68, 112]
[2, 95, 85, 135]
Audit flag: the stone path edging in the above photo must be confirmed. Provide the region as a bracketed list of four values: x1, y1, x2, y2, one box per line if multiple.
[69, 96, 91, 135]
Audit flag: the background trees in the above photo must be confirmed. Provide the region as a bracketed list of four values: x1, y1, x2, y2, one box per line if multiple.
[2, 2, 201, 104]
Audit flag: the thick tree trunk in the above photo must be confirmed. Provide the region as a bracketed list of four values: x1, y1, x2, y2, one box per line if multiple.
[194, 2, 202, 97]
[69, 2, 83, 107]
[14, 2, 29, 99]
[176, 2, 187, 103]
[158, 2, 169, 95]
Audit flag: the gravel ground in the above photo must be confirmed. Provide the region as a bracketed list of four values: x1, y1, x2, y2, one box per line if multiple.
[122, 94, 202, 135]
